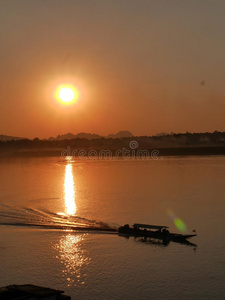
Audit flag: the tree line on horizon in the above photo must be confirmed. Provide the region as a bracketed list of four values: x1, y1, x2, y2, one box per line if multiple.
[0, 131, 225, 156]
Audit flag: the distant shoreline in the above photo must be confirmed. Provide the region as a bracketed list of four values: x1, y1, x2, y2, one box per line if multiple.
[1, 132, 225, 158]
[0, 146, 224, 158]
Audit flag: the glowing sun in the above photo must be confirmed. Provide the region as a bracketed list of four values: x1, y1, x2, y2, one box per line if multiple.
[56, 85, 78, 105]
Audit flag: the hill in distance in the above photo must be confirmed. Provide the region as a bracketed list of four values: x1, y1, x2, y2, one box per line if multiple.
[48, 131, 133, 140]
[0, 131, 133, 141]
[49, 132, 102, 141]
[106, 131, 133, 139]
[0, 134, 25, 141]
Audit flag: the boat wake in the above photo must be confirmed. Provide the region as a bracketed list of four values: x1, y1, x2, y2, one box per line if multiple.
[0, 203, 117, 232]
[0, 203, 197, 247]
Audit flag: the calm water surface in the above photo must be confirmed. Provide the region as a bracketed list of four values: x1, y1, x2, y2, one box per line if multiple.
[0, 156, 225, 299]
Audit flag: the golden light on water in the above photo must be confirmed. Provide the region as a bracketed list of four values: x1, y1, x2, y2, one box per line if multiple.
[64, 162, 76, 215]
[56, 84, 79, 105]
[54, 234, 90, 286]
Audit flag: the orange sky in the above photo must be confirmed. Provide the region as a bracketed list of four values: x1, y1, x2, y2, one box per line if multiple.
[1, 0, 225, 138]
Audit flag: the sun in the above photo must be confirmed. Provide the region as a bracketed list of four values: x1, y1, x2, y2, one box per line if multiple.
[59, 87, 74, 102]
[56, 85, 79, 105]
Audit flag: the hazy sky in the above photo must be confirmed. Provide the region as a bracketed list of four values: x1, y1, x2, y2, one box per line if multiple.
[1, 0, 225, 138]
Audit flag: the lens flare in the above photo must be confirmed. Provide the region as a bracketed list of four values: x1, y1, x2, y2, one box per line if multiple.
[167, 209, 187, 233]
[174, 218, 187, 233]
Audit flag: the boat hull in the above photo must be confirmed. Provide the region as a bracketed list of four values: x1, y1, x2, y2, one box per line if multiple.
[118, 226, 196, 243]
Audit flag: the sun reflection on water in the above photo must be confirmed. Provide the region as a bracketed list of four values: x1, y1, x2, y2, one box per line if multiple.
[54, 234, 90, 286]
[64, 161, 76, 216]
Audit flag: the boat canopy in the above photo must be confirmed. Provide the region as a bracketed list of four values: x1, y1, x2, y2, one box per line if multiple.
[133, 223, 169, 230]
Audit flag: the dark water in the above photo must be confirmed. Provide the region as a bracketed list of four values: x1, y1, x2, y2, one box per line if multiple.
[0, 156, 224, 299]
